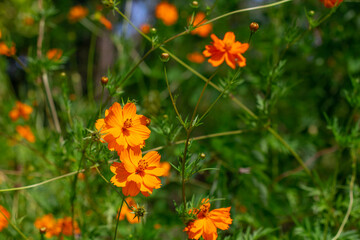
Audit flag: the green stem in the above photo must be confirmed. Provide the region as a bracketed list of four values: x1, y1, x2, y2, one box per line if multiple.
[87, 33, 97, 102]
[99, 86, 105, 118]
[0, 208, 29, 240]
[113, 197, 125, 240]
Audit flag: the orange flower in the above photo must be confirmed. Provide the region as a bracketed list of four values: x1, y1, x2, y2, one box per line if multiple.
[24, 17, 35, 26]
[57, 217, 81, 236]
[34, 214, 61, 238]
[140, 23, 151, 34]
[110, 149, 165, 197]
[0, 41, 16, 56]
[46, 48, 63, 61]
[68, 5, 88, 22]
[9, 101, 33, 121]
[203, 32, 249, 69]
[155, 2, 178, 26]
[118, 197, 140, 224]
[190, 12, 213, 37]
[16, 125, 36, 143]
[99, 15, 113, 30]
[95, 102, 150, 155]
[320, 0, 343, 7]
[187, 52, 205, 64]
[160, 161, 171, 177]
[184, 199, 232, 240]
[0, 205, 10, 232]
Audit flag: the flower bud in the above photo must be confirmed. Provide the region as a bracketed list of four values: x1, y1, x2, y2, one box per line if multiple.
[308, 10, 315, 16]
[160, 53, 170, 62]
[191, 1, 199, 8]
[249, 22, 259, 33]
[134, 206, 146, 220]
[40, 227, 47, 235]
[101, 76, 109, 85]
[60, 72, 66, 77]
[200, 153, 206, 159]
[150, 27, 157, 35]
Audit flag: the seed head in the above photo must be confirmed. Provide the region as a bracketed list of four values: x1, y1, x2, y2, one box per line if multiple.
[191, 1, 199, 8]
[249, 22, 259, 33]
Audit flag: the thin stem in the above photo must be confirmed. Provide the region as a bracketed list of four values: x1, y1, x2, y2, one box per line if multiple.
[200, 0, 292, 27]
[163, 64, 186, 128]
[87, 33, 97, 102]
[0, 208, 29, 240]
[190, 69, 219, 128]
[99, 86, 105, 118]
[12, 55, 29, 72]
[332, 149, 357, 240]
[113, 197, 125, 240]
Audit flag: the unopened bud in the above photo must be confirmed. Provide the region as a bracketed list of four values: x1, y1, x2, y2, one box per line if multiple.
[101, 76, 109, 85]
[60, 72, 66, 77]
[200, 153, 206, 159]
[191, 1, 199, 8]
[40, 227, 47, 234]
[134, 206, 146, 219]
[249, 22, 259, 33]
[308, 10, 315, 16]
[150, 28, 157, 35]
[160, 53, 170, 62]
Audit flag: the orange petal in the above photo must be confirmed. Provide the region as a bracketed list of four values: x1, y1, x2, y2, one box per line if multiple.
[225, 52, 236, 69]
[143, 151, 161, 166]
[122, 181, 140, 196]
[123, 103, 137, 119]
[223, 32, 235, 46]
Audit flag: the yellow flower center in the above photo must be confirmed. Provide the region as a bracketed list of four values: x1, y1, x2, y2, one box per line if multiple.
[136, 159, 148, 174]
[123, 118, 132, 129]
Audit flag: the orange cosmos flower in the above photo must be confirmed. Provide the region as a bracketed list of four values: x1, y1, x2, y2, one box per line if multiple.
[155, 2, 178, 26]
[99, 15, 113, 30]
[184, 199, 232, 240]
[190, 12, 213, 37]
[203, 32, 249, 69]
[9, 101, 33, 121]
[68, 5, 88, 22]
[118, 197, 140, 224]
[0, 41, 16, 56]
[16, 125, 36, 143]
[320, 0, 343, 7]
[187, 52, 205, 64]
[46, 48, 63, 61]
[57, 217, 81, 236]
[34, 214, 61, 238]
[110, 149, 165, 197]
[140, 23, 151, 34]
[95, 102, 150, 155]
[0, 205, 10, 232]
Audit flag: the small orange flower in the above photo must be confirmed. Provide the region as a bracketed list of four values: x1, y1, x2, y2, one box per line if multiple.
[46, 48, 63, 61]
[96, 102, 150, 155]
[155, 2, 178, 26]
[16, 125, 36, 143]
[187, 52, 205, 64]
[99, 15, 113, 30]
[320, 0, 343, 8]
[0, 205, 10, 232]
[9, 101, 33, 121]
[34, 214, 61, 238]
[68, 5, 88, 22]
[0, 41, 16, 56]
[110, 149, 165, 197]
[140, 23, 151, 34]
[57, 217, 81, 236]
[184, 199, 232, 240]
[118, 197, 140, 224]
[203, 32, 249, 69]
[190, 12, 213, 37]
[23, 17, 35, 26]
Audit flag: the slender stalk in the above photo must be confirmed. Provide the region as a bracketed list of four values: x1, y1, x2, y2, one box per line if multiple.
[0, 208, 29, 240]
[163, 65, 186, 128]
[12, 55, 29, 72]
[332, 149, 357, 240]
[113, 197, 125, 240]
[99, 86, 105, 118]
[87, 33, 97, 102]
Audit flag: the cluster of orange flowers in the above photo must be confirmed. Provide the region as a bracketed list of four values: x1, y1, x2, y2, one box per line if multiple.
[0, 205, 10, 232]
[184, 199, 232, 240]
[34, 214, 81, 238]
[9, 101, 35, 143]
[96, 102, 168, 197]
[68, 5, 113, 30]
[0, 30, 16, 57]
